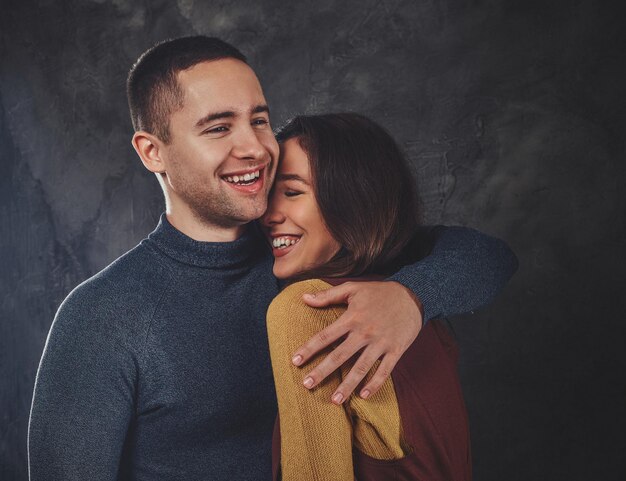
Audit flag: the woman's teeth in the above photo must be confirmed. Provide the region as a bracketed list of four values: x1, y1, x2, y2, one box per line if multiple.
[224, 170, 261, 185]
[272, 237, 300, 249]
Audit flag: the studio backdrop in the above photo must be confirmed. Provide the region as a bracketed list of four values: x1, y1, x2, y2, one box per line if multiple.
[1, 1, 624, 480]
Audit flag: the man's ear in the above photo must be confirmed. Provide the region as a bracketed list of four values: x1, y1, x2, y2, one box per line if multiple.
[132, 131, 166, 174]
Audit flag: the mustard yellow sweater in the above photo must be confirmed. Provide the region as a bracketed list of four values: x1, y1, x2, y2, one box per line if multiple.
[266, 279, 408, 481]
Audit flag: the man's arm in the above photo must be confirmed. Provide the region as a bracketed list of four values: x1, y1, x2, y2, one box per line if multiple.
[28, 284, 136, 481]
[292, 226, 518, 401]
[388, 225, 519, 321]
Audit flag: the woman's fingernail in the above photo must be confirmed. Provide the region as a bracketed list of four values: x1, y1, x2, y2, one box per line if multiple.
[360, 389, 370, 399]
[292, 354, 303, 366]
[303, 377, 314, 388]
[303, 293, 316, 300]
[332, 392, 344, 404]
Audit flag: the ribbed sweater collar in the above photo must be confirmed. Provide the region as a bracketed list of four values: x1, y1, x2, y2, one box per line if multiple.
[146, 212, 260, 268]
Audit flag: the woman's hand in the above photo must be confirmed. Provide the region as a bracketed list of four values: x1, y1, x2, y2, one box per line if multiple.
[292, 281, 423, 404]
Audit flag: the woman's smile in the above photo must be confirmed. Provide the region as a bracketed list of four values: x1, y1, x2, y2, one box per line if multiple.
[261, 138, 340, 278]
[269, 234, 301, 257]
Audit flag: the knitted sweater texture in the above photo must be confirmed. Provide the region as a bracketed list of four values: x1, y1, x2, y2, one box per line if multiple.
[267, 279, 407, 481]
[28, 214, 517, 480]
[29, 214, 280, 480]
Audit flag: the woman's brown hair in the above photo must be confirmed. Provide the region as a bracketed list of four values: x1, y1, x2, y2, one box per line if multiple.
[275, 113, 421, 278]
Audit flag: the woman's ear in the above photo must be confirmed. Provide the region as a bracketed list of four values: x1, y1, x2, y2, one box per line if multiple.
[131, 131, 166, 174]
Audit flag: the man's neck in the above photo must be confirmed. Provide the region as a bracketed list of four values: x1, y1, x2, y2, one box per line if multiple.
[165, 209, 247, 243]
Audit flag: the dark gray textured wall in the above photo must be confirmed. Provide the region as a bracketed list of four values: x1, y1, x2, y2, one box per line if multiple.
[1, 1, 625, 480]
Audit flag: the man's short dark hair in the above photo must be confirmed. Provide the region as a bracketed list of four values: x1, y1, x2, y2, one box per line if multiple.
[127, 36, 247, 143]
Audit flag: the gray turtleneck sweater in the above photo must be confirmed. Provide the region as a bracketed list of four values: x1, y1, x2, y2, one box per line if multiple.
[28, 214, 517, 481]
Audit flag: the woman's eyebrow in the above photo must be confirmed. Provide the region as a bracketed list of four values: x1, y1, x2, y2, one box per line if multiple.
[276, 173, 310, 185]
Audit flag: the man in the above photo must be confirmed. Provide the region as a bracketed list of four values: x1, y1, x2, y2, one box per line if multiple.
[28, 36, 517, 480]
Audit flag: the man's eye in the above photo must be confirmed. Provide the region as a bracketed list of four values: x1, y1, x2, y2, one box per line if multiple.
[252, 118, 269, 126]
[205, 126, 228, 134]
[285, 191, 301, 197]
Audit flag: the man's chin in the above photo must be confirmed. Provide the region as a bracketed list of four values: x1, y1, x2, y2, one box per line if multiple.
[186, 191, 269, 229]
[234, 198, 269, 223]
[208, 206, 268, 228]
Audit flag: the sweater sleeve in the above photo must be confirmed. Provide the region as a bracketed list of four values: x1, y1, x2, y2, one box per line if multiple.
[267, 280, 354, 481]
[387, 226, 518, 322]
[267, 280, 407, 481]
[28, 282, 137, 481]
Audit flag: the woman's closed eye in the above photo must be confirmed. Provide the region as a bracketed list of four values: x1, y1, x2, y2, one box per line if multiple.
[284, 190, 302, 197]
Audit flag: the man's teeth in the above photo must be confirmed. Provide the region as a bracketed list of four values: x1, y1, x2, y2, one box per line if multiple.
[225, 170, 261, 184]
[272, 237, 300, 249]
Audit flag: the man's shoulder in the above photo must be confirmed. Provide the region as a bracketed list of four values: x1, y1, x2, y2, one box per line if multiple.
[55, 241, 173, 329]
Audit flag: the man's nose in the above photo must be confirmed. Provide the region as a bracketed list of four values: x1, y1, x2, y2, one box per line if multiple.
[232, 125, 267, 161]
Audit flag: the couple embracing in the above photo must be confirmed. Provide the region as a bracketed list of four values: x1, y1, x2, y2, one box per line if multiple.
[28, 36, 517, 481]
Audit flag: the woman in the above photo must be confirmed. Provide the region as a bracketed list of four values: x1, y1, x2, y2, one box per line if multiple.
[262, 113, 472, 481]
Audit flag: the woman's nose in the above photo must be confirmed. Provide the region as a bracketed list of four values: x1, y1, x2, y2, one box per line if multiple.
[261, 194, 286, 227]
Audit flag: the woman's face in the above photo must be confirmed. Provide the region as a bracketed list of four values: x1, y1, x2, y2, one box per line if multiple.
[261, 138, 341, 279]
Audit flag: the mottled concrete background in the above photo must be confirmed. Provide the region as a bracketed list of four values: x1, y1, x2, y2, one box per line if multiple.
[1, 0, 624, 479]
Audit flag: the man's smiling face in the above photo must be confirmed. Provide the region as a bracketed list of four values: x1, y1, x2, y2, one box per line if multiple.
[159, 58, 279, 228]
